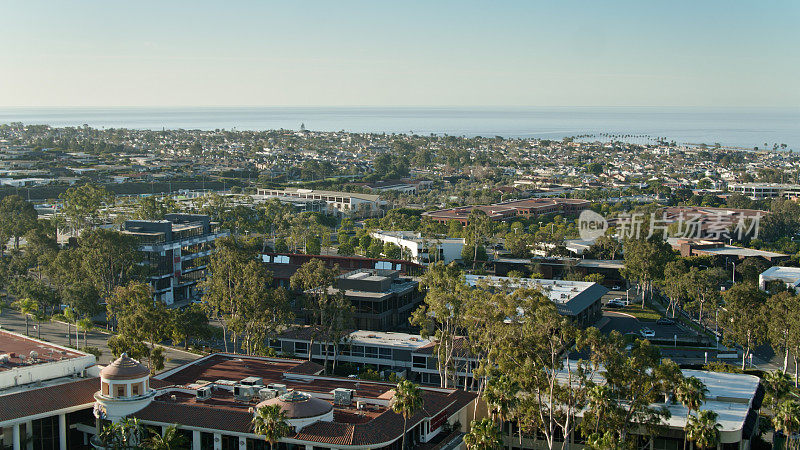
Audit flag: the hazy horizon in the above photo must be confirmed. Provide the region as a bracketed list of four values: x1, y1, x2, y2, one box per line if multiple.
[1, 1, 797, 108]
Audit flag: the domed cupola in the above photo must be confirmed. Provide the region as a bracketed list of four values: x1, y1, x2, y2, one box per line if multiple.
[255, 391, 334, 430]
[94, 353, 155, 422]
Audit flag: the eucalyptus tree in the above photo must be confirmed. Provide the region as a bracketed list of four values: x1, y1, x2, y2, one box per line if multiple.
[719, 282, 767, 370]
[410, 262, 471, 388]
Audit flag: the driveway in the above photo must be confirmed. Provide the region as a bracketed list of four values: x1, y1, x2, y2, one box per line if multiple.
[600, 310, 688, 340]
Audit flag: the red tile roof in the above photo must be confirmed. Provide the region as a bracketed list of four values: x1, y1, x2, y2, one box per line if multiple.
[0, 377, 97, 423]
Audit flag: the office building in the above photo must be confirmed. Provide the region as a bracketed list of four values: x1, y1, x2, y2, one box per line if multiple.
[121, 214, 230, 305]
[370, 230, 464, 264]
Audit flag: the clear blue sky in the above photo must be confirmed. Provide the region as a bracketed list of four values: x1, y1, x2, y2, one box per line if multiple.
[1, 1, 797, 107]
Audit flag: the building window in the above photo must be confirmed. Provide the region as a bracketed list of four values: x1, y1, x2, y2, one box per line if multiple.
[116, 385, 126, 398]
[379, 348, 392, 360]
[294, 342, 308, 354]
[413, 356, 426, 369]
[132, 383, 142, 396]
[101, 382, 109, 396]
[364, 346, 378, 358]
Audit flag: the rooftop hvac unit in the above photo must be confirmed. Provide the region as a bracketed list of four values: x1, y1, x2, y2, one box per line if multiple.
[267, 383, 288, 395]
[332, 388, 354, 405]
[240, 376, 263, 386]
[196, 386, 212, 401]
[0, 354, 9, 364]
[29, 350, 38, 360]
[258, 388, 278, 400]
[233, 384, 256, 400]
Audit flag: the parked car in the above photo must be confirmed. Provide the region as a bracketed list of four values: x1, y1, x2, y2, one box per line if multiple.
[605, 299, 623, 308]
[640, 327, 656, 338]
[656, 318, 675, 325]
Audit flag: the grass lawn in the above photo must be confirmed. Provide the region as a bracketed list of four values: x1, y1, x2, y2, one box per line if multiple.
[619, 305, 662, 321]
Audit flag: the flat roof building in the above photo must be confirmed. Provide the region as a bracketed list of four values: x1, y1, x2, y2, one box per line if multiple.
[0, 329, 99, 450]
[331, 269, 422, 331]
[728, 183, 800, 200]
[759, 265, 800, 291]
[370, 230, 464, 264]
[465, 275, 608, 326]
[256, 188, 385, 218]
[422, 198, 591, 225]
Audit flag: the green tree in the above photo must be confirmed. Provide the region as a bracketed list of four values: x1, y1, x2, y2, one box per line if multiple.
[390, 380, 424, 450]
[251, 405, 292, 450]
[766, 291, 800, 375]
[143, 424, 188, 450]
[201, 239, 276, 353]
[685, 410, 722, 450]
[12, 297, 38, 336]
[465, 210, 492, 269]
[77, 317, 93, 349]
[621, 239, 673, 302]
[0, 195, 37, 251]
[720, 283, 767, 370]
[676, 376, 708, 450]
[762, 370, 793, 411]
[77, 228, 143, 300]
[59, 183, 113, 233]
[685, 266, 726, 329]
[107, 281, 169, 372]
[772, 400, 800, 450]
[383, 242, 401, 259]
[410, 263, 470, 388]
[464, 418, 503, 450]
[169, 304, 211, 350]
[134, 196, 177, 220]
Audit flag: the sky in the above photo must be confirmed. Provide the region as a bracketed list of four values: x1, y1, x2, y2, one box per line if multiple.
[1, 1, 798, 108]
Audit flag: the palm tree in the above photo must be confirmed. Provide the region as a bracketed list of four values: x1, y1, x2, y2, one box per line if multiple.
[464, 418, 503, 450]
[143, 424, 188, 450]
[772, 400, 800, 450]
[482, 373, 518, 425]
[391, 380, 424, 450]
[252, 404, 291, 450]
[12, 297, 38, 336]
[685, 410, 721, 450]
[676, 376, 708, 450]
[586, 384, 613, 434]
[78, 317, 94, 349]
[762, 370, 792, 411]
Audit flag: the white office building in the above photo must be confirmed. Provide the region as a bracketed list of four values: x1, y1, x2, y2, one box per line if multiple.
[370, 230, 464, 264]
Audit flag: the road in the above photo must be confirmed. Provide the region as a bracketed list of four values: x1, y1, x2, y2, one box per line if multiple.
[0, 309, 200, 371]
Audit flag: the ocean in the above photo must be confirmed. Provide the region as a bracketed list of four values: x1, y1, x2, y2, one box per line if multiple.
[0, 106, 797, 150]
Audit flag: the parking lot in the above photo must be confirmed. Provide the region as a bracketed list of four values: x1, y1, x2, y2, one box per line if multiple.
[597, 290, 689, 340]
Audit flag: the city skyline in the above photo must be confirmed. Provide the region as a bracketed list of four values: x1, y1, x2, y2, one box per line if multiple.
[1, 0, 798, 108]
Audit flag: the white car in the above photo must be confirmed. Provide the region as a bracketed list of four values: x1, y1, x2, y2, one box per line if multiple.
[640, 328, 656, 338]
